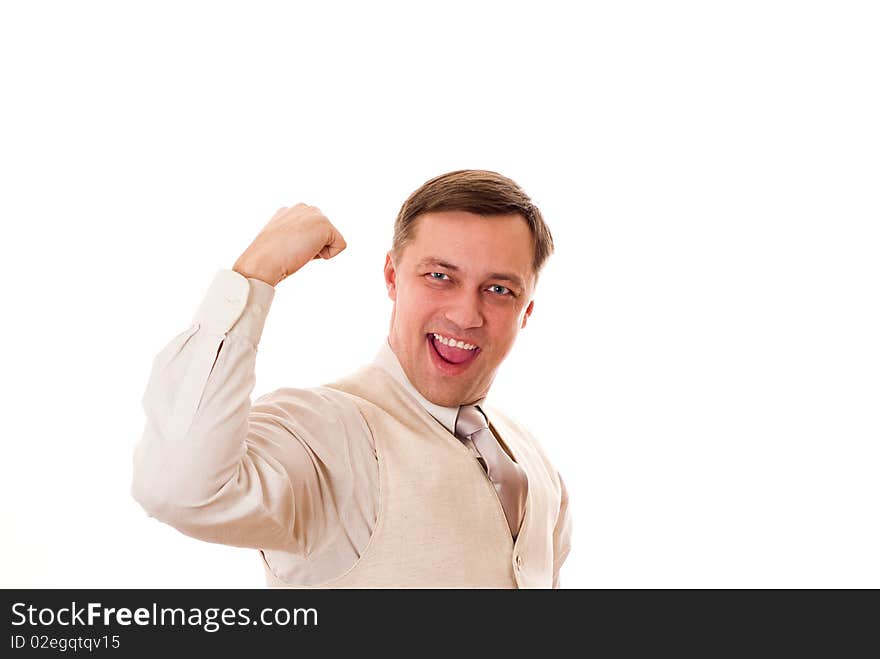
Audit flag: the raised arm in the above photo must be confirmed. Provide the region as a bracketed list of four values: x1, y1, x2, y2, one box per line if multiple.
[132, 204, 353, 552]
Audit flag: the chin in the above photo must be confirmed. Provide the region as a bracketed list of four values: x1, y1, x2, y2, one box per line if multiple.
[419, 384, 465, 408]
[432, 393, 463, 407]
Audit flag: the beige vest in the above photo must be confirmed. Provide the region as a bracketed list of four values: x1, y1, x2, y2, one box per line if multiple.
[261, 364, 563, 588]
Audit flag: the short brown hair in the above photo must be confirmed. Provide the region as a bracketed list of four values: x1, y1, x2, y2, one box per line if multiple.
[391, 169, 554, 275]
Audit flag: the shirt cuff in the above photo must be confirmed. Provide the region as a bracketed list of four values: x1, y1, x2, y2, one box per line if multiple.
[191, 269, 276, 345]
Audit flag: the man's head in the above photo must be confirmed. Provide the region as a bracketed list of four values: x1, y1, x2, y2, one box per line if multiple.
[383, 169, 554, 407]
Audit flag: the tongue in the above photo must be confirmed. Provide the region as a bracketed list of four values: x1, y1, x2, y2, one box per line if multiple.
[433, 336, 475, 364]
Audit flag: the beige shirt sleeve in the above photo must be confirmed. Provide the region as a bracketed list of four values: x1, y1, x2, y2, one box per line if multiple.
[552, 473, 573, 589]
[132, 269, 378, 560]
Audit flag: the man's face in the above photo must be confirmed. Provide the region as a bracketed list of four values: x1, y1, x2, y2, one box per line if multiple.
[384, 210, 536, 407]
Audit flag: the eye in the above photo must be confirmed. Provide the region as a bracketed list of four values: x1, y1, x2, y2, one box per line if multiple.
[488, 284, 512, 296]
[428, 272, 450, 281]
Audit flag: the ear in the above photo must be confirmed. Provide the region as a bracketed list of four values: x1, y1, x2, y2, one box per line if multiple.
[520, 300, 534, 329]
[383, 251, 397, 301]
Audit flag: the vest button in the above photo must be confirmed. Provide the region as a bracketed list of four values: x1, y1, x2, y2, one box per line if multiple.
[515, 554, 523, 570]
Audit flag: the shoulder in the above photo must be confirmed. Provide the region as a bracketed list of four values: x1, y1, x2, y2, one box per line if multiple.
[251, 386, 375, 453]
[252, 386, 355, 423]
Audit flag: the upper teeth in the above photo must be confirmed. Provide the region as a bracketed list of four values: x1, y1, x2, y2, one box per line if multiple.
[432, 333, 478, 350]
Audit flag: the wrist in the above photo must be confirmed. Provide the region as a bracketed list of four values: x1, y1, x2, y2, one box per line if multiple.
[232, 259, 279, 287]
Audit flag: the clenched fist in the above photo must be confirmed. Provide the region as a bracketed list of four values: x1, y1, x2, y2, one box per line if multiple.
[232, 204, 347, 287]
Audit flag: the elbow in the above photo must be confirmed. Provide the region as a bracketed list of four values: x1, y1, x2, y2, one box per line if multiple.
[131, 472, 210, 530]
[132, 451, 238, 531]
[130, 453, 200, 526]
[131, 468, 176, 522]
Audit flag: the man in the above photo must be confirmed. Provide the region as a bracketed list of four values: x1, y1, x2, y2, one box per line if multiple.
[132, 169, 572, 588]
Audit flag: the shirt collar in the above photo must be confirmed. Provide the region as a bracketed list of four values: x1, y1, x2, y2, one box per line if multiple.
[372, 338, 487, 435]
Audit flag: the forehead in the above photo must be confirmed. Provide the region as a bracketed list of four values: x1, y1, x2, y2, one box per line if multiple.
[402, 210, 535, 276]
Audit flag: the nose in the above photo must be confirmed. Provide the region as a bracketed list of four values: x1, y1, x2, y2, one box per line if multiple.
[443, 288, 484, 330]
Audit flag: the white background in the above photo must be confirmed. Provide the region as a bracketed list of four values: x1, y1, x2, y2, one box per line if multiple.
[1, 1, 878, 588]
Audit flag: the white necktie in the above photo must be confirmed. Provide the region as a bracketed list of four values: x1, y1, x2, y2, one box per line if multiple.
[455, 404, 528, 539]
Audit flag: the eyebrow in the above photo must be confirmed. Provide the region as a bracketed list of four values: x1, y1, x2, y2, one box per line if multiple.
[416, 257, 526, 290]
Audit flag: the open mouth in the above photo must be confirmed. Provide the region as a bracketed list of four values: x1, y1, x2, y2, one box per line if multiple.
[427, 333, 480, 371]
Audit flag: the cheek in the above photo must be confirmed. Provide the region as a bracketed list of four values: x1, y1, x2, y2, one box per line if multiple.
[404, 288, 439, 316]
[484, 314, 521, 349]
[397, 296, 433, 330]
